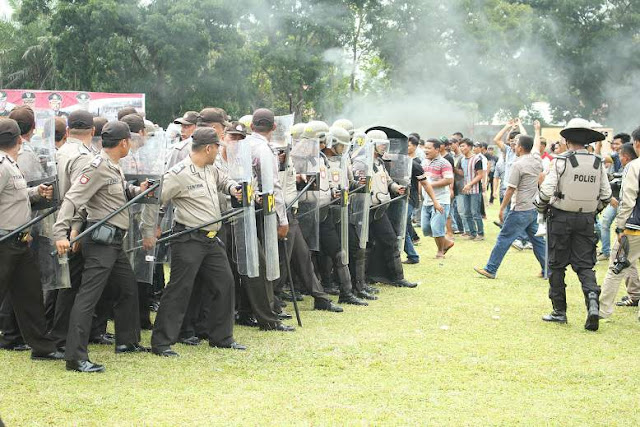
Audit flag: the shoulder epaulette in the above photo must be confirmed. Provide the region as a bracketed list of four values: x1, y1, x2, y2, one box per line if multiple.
[90, 156, 103, 168]
[171, 163, 187, 174]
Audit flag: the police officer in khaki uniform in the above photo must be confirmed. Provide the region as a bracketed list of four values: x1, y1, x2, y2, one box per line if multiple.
[536, 118, 611, 331]
[151, 128, 245, 356]
[167, 111, 199, 168]
[49, 110, 114, 349]
[0, 118, 64, 361]
[54, 121, 150, 373]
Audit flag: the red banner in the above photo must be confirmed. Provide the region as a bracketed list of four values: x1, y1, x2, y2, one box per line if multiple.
[0, 89, 145, 121]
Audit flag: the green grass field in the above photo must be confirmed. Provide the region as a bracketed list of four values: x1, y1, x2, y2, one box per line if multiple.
[1, 203, 639, 426]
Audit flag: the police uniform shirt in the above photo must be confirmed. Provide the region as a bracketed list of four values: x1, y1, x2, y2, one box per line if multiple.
[246, 132, 288, 226]
[17, 141, 43, 182]
[166, 137, 192, 169]
[278, 153, 298, 207]
[371, 156, 400, 205]
[0, 151, 41, 230]
[53, 150, 138, 241]
[326, 155, 353, 192]
[616, 158, 640, 230]
[215, 153, 233, 212]
[539, 148, 611, 211]
[161, 155, 237, 233]
[56, 137, 98, 199]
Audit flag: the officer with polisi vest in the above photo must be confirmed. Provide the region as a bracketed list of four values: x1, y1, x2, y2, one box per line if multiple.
[314, 121, 367, 306]
[366, 129, 417, 288]
[535, 118, 611, 331]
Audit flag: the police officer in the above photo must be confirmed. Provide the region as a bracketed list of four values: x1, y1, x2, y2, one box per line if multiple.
[313, 121, 367, 305]
[366, 129, 417, 288]
[151, 127, 245, 357]
[54, 121, 149, 373]
[536, 118, 611, 331]
[49, 110, 113, 350]
[273, 124, 344, 312]
[0, 118, 63, 361]
[167, 111, 200, 168]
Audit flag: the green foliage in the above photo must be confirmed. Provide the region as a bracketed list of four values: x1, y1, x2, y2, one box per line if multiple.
[0, 0, 639, 127]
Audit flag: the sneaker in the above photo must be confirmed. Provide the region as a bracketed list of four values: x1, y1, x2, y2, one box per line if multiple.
[474, 235, 485, 241]
[523, 242, 533, 250]
[597, 253, 609, 262]
[466, 235, 477, 240]
[535, 222, 547, 237]
[511, 240, 524, 251]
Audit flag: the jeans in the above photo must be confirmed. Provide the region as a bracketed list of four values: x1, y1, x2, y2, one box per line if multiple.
[450, 197, 461, 232]
[404, 204, 419, 262]
[455, 194, 467, 233]
[484, 209, 546, 275]
[504, 204, 529, 243]
[462, 193, 484, 237]
[600, 205, 617, 256]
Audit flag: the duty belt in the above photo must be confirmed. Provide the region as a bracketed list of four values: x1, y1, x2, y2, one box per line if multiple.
[87, 222, 127, 244]
[0, 229, 30, 244]
[175, 223, 217, 239]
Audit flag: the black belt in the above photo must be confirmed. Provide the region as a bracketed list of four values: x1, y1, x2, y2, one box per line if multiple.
[174, 223, 218, 239]
[0, 229, 30, 245]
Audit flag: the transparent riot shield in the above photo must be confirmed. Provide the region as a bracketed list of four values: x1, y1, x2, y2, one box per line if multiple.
[367, 126, 411, 251]
[259, 148, 281, 281]
[338, 154, 350, 265]
[121, 130, 168, 284]
[226, 138, 259, 278]
[350, 134, 374, 249]
[291, 137, 320, 251]
[19, 110, 70, 291]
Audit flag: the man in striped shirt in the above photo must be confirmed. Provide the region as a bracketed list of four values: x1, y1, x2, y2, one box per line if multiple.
[455, 138, 485, 240]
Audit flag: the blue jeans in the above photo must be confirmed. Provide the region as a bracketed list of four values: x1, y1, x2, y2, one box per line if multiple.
[455, 194, 467, 233]
[462, 193, 484, 237]
[504, 204, 529, 243]
[404, 204, 419, 261]
[599, 205, 617, 256]
[484, 209, 546, 275]
[451, 197, 462, 232]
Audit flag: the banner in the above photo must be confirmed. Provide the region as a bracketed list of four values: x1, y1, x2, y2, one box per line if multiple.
[0, 89, 145, 121]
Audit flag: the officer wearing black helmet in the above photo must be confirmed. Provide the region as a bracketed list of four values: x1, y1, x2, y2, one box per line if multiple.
[535, 118, 612, 331]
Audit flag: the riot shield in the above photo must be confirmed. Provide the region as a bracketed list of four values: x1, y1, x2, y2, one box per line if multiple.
[291, 137, 320, 251]
[338, 154, 350, 265]
[367, 126, 411, 251]
[121, 130, 168, 284]
[226, 138, 259, 278]
[259, 148, 281, 281]
[350, 133, 374, 249]
[19, 110, 70, 291]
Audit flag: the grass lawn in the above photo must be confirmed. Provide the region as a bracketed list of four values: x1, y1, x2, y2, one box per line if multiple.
[1, 202, 639, 426]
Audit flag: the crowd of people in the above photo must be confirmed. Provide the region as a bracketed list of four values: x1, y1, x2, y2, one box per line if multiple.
[1, 102, 639, 374]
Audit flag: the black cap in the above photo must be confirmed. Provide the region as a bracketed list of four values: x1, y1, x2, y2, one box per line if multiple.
[117, 106, 138, 120]
[0, 118, 21, 145]
[21, 92, 35, 100]
[191, 127, 219, 148]
[199, 108, 230, 126]
[101, 121, 131, 142]
[68, 110, 94, 130]
[120, 113, 145, 133]
[48, 92, 62, 101]
[225, 121, 248, 137]
[174, 111, 200, 126]
[252, 108, 275, 129]
[93, 117, 108, 136]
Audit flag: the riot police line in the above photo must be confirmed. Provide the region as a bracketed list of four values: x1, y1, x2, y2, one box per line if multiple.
[0, 105, 418, 373]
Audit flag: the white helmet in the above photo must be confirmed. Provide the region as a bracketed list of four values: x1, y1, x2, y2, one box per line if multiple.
[366, 129, 389, 155]
[332, 119, 355, 137]
[238, 115, 253, 129]
[290, 122, 306, 140]
[302, 120, 330, 142]
[327, 126, 351, 154]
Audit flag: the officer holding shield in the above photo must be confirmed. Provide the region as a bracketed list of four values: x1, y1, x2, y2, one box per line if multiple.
[0, 118, 64, 361]
[151, 127, 245, 357]
[54, 121, 150, 373]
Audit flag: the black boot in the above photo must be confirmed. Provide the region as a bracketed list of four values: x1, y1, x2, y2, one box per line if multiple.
[542, 310, 567, 323]
[338, 293, 368, 306]
[585, 292, 599, 331]
[357, 290, 378, 300]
